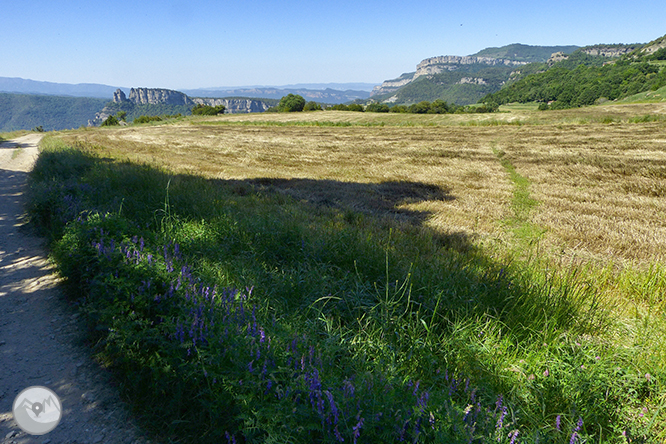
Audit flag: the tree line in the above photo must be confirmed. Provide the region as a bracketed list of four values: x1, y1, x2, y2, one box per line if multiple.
[268, 94, 499, 114]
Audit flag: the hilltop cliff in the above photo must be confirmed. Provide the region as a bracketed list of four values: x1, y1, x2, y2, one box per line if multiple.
[90, 88, 275, 125]
[370, 45, 570, 103]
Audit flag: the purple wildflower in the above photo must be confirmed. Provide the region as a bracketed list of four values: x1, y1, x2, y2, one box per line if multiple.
[569, 417, 583, 444]
[509, 430, 519, 444]
[352, 416, 364, 444]
[555, 415, 561, 431]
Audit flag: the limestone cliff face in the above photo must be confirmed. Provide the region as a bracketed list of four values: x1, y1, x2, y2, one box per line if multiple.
[192, 97, 271, 113]
[581, 45, 641, 58]
[371, 55, 527, 97]
[105, 87, 272, 114]
[124, 88, 194, 106]
[113, 89, 127, 102]
[414, 56, 527, 79]
[371, 74, 416, 96]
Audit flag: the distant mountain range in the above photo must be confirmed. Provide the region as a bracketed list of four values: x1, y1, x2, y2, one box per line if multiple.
[0, 77, 374, 103]
[0, 77, 120, 98]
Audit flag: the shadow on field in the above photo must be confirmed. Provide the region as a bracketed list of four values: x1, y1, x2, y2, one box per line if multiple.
[218, 177, 472, 251]
[246, 177, 454, 220]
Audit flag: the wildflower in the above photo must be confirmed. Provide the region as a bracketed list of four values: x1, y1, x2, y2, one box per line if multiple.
[463, 404, 473, 422]
[352, 416, 364, 444]
[646, 373, 652, 382]
[509, 430, 519, 444]
[543, 369, 550, 377]
[333, 425, 344, 442]
[555, 415, 561, 431]
[326, 390, 339, 425]
[569, 417, 583, 444]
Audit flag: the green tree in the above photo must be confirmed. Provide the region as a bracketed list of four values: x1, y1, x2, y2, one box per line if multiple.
[366, 103, 390, 113]
[101, 115, 119, 126]
[192, 104, 226, 115]
[347, 104, 364, 112]
[408, 101, 431, 114]
[303, 101, 322, 111]
[277, 94, 306, 112]
[328, 104, 349, 111]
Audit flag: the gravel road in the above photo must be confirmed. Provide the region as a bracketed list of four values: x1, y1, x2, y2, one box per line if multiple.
[0, 134, 154, 444]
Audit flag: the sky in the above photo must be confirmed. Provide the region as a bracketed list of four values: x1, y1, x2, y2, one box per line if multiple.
[2, 0, 664, 90]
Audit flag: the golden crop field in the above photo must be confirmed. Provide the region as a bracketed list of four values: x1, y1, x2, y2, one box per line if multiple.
[40, 102, 666, 442]
[61, 103, 666, 267]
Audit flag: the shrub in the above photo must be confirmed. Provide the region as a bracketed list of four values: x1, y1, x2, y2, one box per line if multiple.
[347, 104, 364, 112]
[134, 115, 163, 124]
[328, 104, 349, 111]
[365, 103, 390, 113]
[303, 101, 323, 111]
[101, 115, 119, 126]
[192, 104, 226, 116]
[277, 94, 306, 112]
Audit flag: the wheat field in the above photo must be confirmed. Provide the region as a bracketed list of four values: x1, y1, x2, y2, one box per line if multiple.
[61, 103, 666, 266]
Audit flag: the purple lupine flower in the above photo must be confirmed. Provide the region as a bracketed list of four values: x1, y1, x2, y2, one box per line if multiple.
[495, 395, 503, 411]
[326, 391, 339, 425]
[224, 431, 236, 444]
[555, 415, 561, 431]
[343, 379, 355, 398]
[569, 417, 583, 444]
[352, 416, 364, 444]
[333, 425, 344, 442]
[496, 406, 508, 433]
[509, 430, 519, 444]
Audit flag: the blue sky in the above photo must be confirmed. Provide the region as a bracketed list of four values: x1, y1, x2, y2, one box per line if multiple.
[2, 0, 664, 89]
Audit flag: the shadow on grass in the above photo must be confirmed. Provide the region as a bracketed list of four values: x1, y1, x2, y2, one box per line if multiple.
[28, 145, 610, 442]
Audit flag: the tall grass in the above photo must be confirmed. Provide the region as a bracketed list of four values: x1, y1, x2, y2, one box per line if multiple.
[27, 135, 666, 442]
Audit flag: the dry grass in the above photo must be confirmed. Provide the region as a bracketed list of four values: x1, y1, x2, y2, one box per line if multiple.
[57, 103, 666, 266]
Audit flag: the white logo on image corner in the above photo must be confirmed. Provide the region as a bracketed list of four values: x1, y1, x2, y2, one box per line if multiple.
[12, 386, 62, 435]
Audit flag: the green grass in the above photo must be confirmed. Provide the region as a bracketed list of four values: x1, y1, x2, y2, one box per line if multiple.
[27, 135, 666, 443]
[616, 85, 666, 103]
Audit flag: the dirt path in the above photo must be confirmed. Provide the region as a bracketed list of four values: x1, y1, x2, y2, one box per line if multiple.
[0, 135, 153, 443]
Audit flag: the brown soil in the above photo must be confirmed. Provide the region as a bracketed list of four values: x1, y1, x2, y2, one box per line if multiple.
[0, 135, 153, 444]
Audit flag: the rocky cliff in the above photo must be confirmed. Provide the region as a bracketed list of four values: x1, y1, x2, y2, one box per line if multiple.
[114, 87, 194, 106]
[192, 97, 272, 113]
[371, 55, 527, 97]
[580, 44, 642, 58]
[90, 88, 273, 125]
[414, 56, 527, 78]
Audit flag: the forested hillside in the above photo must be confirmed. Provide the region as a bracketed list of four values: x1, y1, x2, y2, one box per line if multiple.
[0, 93, 107, 131]
[483, 43, 666, 109]
[471, 43, 580, 63]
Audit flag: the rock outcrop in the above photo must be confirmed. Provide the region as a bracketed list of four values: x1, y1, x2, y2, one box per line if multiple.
[580, 45, 641, 58]
[113, 89, 127, 102]
[547, 51, 569, 65]
[371, 56, 527, 97]
[371, 73, 416, 96]
[414, 56, 527, 79]
[122, 88, 194, 106]
[192, 97, 272, 113]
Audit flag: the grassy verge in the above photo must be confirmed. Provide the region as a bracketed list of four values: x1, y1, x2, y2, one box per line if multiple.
[27, 133, 666, 443]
